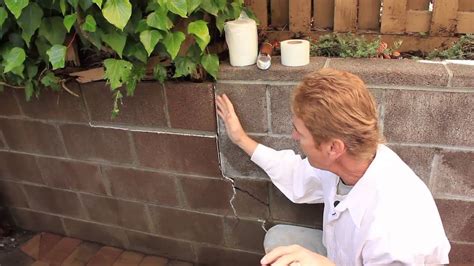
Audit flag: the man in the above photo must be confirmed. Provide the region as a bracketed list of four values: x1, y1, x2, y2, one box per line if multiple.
[215, 69, 450, 265]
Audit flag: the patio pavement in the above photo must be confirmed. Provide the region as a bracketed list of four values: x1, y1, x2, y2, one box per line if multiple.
[0, 232, 193, 266]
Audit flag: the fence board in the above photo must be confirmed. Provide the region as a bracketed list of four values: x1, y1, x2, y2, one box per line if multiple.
[406, 10, 431, 33]
[459, 0, 474, 11]
[245, 0, 268, 29]
[381, 0, 408, 33]
[314, 0, 335, 29]
[289, 0, 312, 32]
[430, 0, 458, 35]
[408, 0, 430, 10]
[334, 0, 358, 32]
[457, 11, 474, 33]
[271, 0, 289, 27]
[358, 0, 381, 30]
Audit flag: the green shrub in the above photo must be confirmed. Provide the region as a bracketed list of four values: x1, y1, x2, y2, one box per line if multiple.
[310, 34, 381, 58]
[427, 34, 474, 60]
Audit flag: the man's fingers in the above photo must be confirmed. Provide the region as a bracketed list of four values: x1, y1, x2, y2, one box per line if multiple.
[222, 94, 236, 113]
[261, 245, 299, 265]
[216, 109, 225, 120]
[270, 254, 300, 266]
[215, 98, 228, 115]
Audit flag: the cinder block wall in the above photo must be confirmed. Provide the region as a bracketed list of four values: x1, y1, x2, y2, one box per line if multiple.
[0, 57, 473, 265]
[217, 58, 474, 265]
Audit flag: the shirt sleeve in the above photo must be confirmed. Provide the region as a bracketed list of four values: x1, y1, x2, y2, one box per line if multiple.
[250, 144, 325, 204]
[362, 237, 450, 265]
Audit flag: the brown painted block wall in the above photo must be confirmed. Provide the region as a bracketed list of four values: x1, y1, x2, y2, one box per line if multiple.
[0, 59, 473, 264]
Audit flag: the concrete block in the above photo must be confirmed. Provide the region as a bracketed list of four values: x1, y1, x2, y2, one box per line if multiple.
[166, 82, 216, 131]
[432, 150, 474, 198]
[384, 90, 474, 146]
[216, 83, 268, 133]
[83, 81, 167, 127]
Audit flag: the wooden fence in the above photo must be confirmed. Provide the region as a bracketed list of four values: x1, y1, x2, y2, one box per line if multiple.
[244, 0, 474, 51]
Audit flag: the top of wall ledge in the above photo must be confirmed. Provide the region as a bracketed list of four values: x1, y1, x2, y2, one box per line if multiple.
[218, 57, 474, 89]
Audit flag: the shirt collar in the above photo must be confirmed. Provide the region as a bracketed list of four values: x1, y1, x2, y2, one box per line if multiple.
[333, 144, 388, 227]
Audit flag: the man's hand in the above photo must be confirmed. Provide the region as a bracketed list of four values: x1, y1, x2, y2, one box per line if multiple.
[216, 94, 257, 156]
[261, 245, 335, 266]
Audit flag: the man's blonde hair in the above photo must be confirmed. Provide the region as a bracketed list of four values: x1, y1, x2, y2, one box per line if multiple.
[292, 68, 382, 160]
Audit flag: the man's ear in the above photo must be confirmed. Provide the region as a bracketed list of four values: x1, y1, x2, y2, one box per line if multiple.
[329, 139, 346, 159]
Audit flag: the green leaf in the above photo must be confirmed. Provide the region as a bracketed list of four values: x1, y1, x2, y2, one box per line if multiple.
[186, 43, 201, 62]
[230, 1, 243, 18]
[41, 72, 61, 91]
[46, 44, 67, 70]
[153, 64, 167, 84]
[59, 0, 67, 15]
[135, 19, 148, 33]
[101, 31, 127, 58]
[103, 58, 133, 90]
[5, 0, 28, 19]
[3, 47, 26, 73]
[0, 7, 8, 28]
[39, 17, 67, 45]
[167, 0, 187, 18]
[26, 64, 38, 79]
[173, 56, 196, 78]
[125, 64, 145, 96]
[63, 13, 77, 32]
[102, 0, 132, 30]
[156, 0, 167, 6]
[187, 20, 210, 51]
[35, 37, 51, 62]
[82, 14, 97, 32]
[201, 53, 218, 79]
[84, 28, 103, 49]
[187, 0, 201, 14]
[139, 30, 162, 56]
[163, 31, 185, 60]
[67, 0, 79, 9]
[79, 0, 94, 10]
[93, 0, 103, 8]
[68, 0, 79, 7]
[18, 3, 44, 45]
[146, 9, 173, 31]
[200, 0, 218, 16]
[215, 13, 226, 34]
[24, 80, 34, 101]
[123, 43, 148, 63]
[10, 64, 24, 78]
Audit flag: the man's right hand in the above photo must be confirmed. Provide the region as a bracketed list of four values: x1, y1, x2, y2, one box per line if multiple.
[216, 94, 258, 156]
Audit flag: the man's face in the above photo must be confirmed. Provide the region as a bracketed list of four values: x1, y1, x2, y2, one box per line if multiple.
[291, 116, 331, 170]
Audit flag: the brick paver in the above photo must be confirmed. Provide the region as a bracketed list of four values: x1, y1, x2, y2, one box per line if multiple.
[87, 246, 123, 266]
[20, 232, 194, 266]
[62, 242, 102, 266]
[38, 233, 62, 260]
[41, 237, 82, 265]
[20, 233, 41, 260]
[139, 256, 169, 266]
[113, 251, 144, 266]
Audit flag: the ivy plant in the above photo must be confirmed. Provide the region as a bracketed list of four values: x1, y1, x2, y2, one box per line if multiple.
[0, 0, 249, 117]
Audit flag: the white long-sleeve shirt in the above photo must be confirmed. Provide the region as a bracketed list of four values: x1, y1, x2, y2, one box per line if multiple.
[251, 144, 450, 265]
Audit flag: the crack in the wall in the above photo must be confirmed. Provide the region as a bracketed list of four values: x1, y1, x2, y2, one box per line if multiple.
[233, 186, 268, 206]
[213, 83, 271, 234]
[213, 83, 238, 219]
